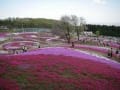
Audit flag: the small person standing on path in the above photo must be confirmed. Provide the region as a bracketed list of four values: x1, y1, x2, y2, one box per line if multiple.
[24, 46, 27, 52]
[15, 50, 18, 54]
[107, 49, 111, 58]
[22, 46, 27, 52]
[38, 43, 40, 48]
[110, 48, 113, 57]
[71, 42, 75, 48]
[13, 49, 16, 54]
[115, 48, 119, 54]
[107, 48, 113, 58]
[103, 42, 105, 47]
[22, 46, 25, 52]
[115, 48, 120, 59]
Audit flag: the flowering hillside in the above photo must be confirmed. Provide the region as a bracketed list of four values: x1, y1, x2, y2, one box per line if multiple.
[0, 47, 120, 90]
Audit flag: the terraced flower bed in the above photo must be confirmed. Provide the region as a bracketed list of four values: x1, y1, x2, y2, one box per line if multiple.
[12, 33, 39, 42]
[0, 47, 120, 90]
[17, 33, 38, 39]
[0, 33, 10, 38]
[77, 37, 120, 49]
[108, 42, 120, 48]
[73, 45, 120, 61]
[0, 33, 10, 42]
[2, 41, 39, 50]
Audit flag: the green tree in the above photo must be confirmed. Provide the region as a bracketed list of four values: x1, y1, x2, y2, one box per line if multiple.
[95, 30, 100, 37]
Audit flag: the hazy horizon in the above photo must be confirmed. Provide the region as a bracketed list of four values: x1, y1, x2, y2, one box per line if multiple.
[0, 0, 120, 26]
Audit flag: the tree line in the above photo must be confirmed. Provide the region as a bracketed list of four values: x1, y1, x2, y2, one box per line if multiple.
[87, 24, 120, 37]
[0, 18, 56, 28]
[0, 17, 120, 37]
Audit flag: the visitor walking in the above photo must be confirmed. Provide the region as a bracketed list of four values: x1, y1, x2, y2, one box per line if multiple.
[12, 49, 16, 54]
[107, 49, 111, 58]
[24, 46, 27, 52]
[38, 43, 40, 48]
[110, 48, 113, 57]
[107, 48, 113, 58]
[15, 50, 18, 54]
[115, 48, 119, 54]
[115, 48, 120, 59]
[103, 42, 105, 47]
[71, 42, 75, 48]
[22, 46, 27, 52]
[22, 46, 25, 52]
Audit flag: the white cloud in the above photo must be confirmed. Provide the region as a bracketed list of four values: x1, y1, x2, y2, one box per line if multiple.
[93, 0, 107, 4]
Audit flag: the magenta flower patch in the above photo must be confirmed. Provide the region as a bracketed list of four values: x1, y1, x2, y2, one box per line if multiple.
[0, 47, 120, 90]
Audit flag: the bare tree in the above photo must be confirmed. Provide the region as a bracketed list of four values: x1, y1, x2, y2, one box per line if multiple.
[52, 15, 87, 43]
[79, 17, 86, 35]
[70, 16, 87, 41]
[70, 15, 79, 40]
[52, 21, 65, 38]
[60, 15, 71, 43]
[71, 15, 78, 27]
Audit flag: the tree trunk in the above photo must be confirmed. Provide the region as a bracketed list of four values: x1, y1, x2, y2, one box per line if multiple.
[77, 30, 79, 41]
[65, 33, 71, 44]
[76, 27, 79, 41]
[66, 26, 71, 43]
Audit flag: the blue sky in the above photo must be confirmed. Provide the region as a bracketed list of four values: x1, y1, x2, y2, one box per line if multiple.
[0, 0, 120, 25]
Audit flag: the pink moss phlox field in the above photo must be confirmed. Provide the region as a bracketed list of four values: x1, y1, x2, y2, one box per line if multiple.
[0, 53, 120, 90]
[3, 41, 37, 50]
[75, 45, 108, 53]
[12, 32, 57, 42]
[0, 33, 9, 38]
[108, 42, 120, 48]
[16, 32, 38, 38]
[18, 47, 120, 69]
[0, 78, 20, 90]
[0, 47, 120, 90]
[103, 41, 120, 48]
[74, 45, 119, 58]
